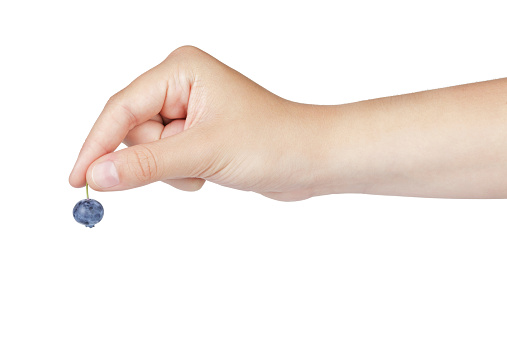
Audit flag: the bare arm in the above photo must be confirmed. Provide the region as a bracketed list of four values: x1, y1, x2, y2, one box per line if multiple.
[314, 78, 507, 198]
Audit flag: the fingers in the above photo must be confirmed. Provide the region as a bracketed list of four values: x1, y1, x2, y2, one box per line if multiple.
[162, 177, 205, 192]
[69, 66, 170, 188]
[86, 125, 213, 191]
[122, 117, 186, 147]
[70, 46, 217, 192]
[123, 118, 206, 192]
[157, 120, 206, 191]
[261, 191, 313, 202]
[68, 48, 199, 188]
[123, 119, 164, 147]
[161, 119, 186, 138]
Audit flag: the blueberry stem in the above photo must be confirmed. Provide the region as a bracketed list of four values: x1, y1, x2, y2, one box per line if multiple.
[86, 182, 89, 199]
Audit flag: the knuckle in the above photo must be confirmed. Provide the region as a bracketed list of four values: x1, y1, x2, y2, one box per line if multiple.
[106, 94, 137, 130]
[185, 179, 205, 192]
[165, 45, 205, 66]
[170, 45, 201, 57]
[107, 92, 122, 106]
[127, 145, 159, 183]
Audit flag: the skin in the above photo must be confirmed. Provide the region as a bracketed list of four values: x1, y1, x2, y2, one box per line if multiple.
[69, 46, 507, 201]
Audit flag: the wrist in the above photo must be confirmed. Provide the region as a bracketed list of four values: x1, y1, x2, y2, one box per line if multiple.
[289, 101, 370, 197]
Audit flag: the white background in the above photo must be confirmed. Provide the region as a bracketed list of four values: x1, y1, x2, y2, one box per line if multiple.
[1, 0, 506, 337]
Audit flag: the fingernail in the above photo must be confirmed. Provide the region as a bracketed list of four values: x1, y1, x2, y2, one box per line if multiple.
[92, 161, 119, 188]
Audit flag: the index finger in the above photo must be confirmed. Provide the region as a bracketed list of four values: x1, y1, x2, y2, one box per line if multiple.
[69, 65, 168, 188]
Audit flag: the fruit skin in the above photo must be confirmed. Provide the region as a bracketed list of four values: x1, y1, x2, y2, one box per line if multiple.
[73, 199, 104, 228]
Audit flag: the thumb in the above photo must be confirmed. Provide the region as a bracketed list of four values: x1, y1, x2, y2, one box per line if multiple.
[86, 126, 214, 191]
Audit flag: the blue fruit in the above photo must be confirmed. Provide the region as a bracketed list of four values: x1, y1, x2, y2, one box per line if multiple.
[73, 199, 104, 228]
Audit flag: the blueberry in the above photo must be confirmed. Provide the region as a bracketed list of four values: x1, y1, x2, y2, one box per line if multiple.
[73, 199, 104, 228]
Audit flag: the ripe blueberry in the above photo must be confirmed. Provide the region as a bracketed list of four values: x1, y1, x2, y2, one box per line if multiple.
[73, 183, 104, 228]
[73, 199, 104, 228]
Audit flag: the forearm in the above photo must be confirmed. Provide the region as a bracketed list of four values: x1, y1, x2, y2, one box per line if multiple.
[310, 78, 507, 198]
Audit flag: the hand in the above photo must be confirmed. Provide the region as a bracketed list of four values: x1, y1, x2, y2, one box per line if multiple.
[70, 46, 507, 200]
[69, 46, 339, 201]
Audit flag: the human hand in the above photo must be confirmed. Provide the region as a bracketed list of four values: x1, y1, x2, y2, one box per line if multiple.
[69, 46, 343, 201]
